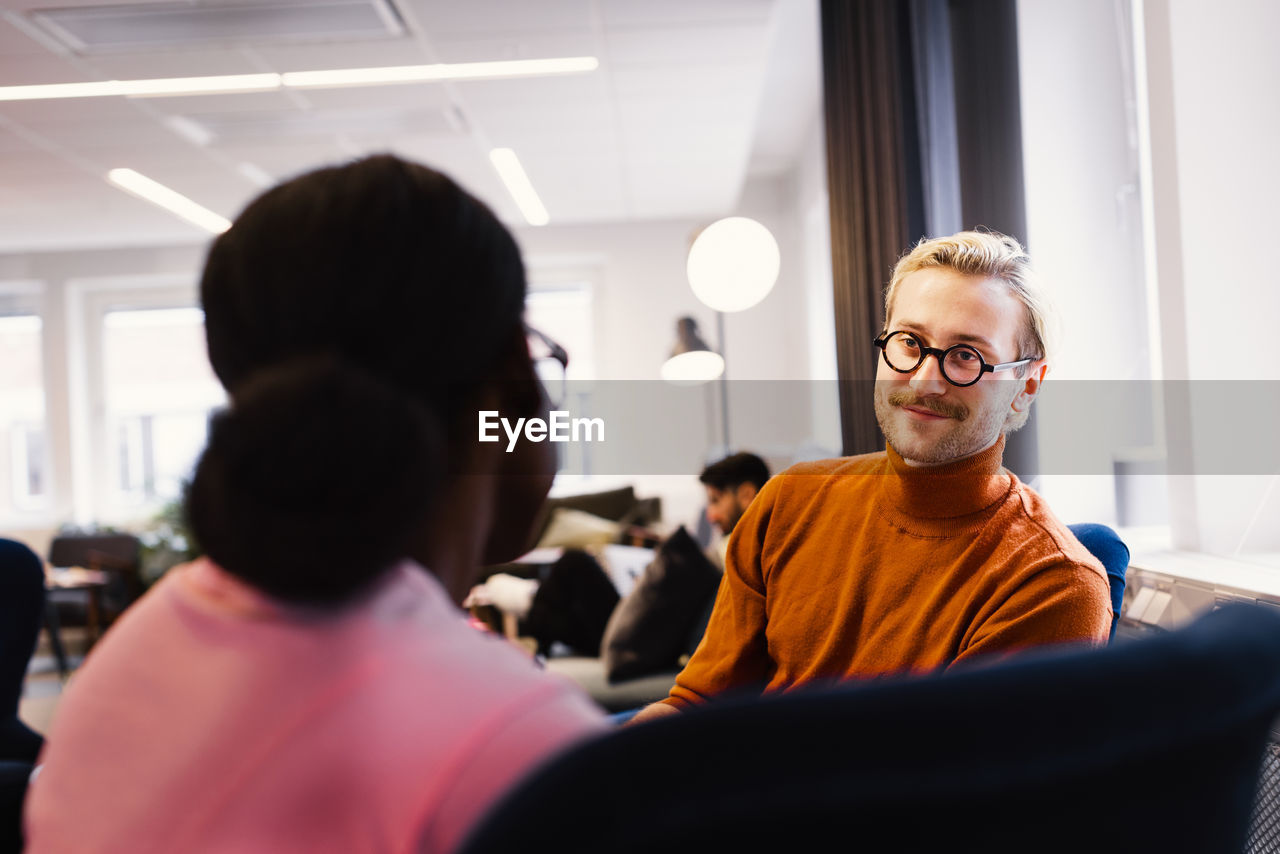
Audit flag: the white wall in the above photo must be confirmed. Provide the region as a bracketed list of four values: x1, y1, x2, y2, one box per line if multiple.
[1155, 0, 1280, 555]
[1018, 0, 1280, 557]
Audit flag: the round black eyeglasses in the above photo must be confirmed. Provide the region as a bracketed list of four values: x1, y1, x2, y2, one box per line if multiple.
[873, 330, 1032, 388]
[526, 323, 569, 408]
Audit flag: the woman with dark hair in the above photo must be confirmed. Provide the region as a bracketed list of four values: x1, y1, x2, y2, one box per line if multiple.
[25, 155, 605, 852]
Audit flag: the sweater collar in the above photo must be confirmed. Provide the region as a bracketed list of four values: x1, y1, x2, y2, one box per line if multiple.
[878, 435, 1014, 531]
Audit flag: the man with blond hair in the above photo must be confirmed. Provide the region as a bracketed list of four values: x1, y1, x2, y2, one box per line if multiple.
[631, 230, 1111, 724]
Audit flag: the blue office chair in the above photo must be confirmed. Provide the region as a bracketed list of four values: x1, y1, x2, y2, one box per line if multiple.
[1068, 522, 1129, 640]
[458, 602, 1280, 854]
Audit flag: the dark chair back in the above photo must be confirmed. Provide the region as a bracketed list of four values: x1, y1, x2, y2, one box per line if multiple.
[0, 539, 44, 764]
[47, 532, 141, 572]
[47, 533, 143, 617]
[459, 603, 1280, 854]
[1068, 522, 1129, 640]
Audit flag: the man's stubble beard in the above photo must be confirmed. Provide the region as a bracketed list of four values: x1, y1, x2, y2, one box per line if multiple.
[873, 384, 1019, 465]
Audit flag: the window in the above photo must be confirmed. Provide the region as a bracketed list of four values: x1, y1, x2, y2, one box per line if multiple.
[526, 278, 596, 481]
[0, 311, 49, 516]
[526, 283, 595, 382]
[16, 271, 600, 527]
[100, 307, 225, 508]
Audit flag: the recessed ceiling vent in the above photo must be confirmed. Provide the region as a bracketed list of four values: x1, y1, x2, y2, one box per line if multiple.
[30, 0, 406, 54]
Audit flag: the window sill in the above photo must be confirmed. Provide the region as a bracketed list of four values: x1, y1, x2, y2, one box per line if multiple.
[1119, 525, 1280, 600]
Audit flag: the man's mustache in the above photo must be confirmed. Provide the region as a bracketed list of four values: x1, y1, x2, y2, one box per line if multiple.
[886, 390, 968, 421]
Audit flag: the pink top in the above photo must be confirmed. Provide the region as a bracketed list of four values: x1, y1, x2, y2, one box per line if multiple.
[25, 559, 606, 853]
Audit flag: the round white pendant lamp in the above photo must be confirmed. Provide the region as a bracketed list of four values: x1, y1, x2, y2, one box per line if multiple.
[685, 216, 781, 313]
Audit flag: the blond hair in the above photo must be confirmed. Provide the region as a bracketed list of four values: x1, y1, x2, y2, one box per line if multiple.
[884, 230, 1056, 366]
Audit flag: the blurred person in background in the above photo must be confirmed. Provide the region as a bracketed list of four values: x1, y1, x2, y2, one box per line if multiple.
[699, 452, 771, 568]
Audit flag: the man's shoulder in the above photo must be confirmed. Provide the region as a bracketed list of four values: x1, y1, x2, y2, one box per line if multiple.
[741, 452, 887, 526]
[1003, 481, 1109, 580]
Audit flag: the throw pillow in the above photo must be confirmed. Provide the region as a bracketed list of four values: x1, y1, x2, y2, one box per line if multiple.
[523, 549, 621, 657]
[535, 508, 623, 549]
[532, 485, 637, 543]
[601, 526, 722, 683]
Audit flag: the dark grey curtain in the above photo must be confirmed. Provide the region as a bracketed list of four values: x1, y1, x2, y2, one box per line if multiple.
[822, 0, 1038, 475]
[910, 0, 962, 236]
[821, 0, 924, 456]
[948, 0, 1038, 478]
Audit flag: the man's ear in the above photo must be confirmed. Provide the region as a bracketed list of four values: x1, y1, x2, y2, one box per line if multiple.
[1010, 360, 1048, 413]
[735, 482, 759, 507]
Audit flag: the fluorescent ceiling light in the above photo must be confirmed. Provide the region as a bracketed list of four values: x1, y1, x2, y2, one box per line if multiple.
[106, 168, 231, 234]
[283, 57, 598, 88]
[0, 57, 598, 102]
[489, 148, 549, 227]
[0, 73, 280, 101]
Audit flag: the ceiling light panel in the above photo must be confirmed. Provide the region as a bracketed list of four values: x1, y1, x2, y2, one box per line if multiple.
[30, 0, 405, 53]
[0, 58, 599, 102]
[280, 57, 597, 88]
[0, 73, 281, 101]
[489, 148, 549, 226]
[106, 167, 230, 233]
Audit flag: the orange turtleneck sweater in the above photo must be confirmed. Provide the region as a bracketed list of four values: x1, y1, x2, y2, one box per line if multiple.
[663, 437, 1112, 709]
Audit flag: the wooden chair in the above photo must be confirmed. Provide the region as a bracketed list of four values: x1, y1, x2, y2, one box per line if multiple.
[45, 533, 142, 675]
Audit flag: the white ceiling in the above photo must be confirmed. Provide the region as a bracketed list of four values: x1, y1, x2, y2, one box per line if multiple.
[0, 0, 821, 253]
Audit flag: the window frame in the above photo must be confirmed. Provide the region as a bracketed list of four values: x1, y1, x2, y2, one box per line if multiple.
[0, 281, 53, 527]
[66, 274, 216, 525]
[525, 265, 599, 480]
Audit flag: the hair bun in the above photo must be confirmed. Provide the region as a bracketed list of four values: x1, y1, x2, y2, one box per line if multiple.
[186, 356, 442, 606]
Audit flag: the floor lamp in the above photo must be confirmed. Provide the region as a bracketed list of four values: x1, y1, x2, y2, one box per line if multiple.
[662, 216, 780, 457]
